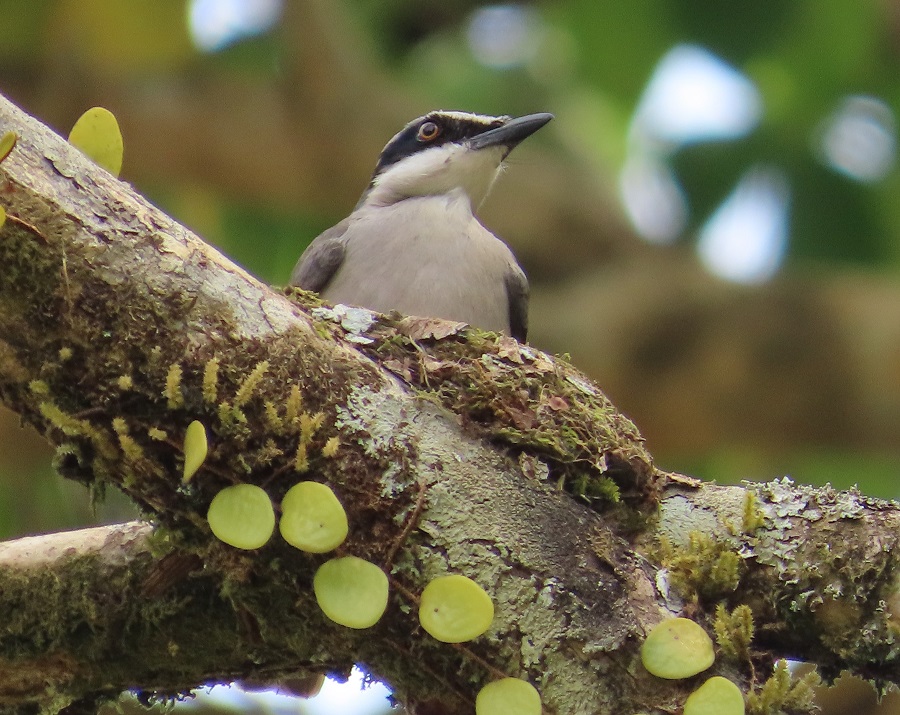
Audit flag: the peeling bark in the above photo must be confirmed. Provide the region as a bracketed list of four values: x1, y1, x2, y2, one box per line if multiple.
[0, 92, 899, 715]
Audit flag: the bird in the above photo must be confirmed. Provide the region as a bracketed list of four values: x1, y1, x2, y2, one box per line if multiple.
[290, 110, 553, 342]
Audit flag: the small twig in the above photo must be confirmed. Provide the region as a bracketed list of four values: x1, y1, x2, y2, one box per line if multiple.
[382, 477, 428, 569]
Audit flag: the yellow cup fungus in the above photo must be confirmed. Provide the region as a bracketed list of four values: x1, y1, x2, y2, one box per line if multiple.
[684, 676, 745, 715]
[182, 420, 208, 483]
[641, 617, 715, 679]
[419, 574, 494, 643]
[313, 556, 389, 629]
[68, 106, 124, 176]
[279, 481, 348, 553]
[475, 678, 541, 715]
[207, 484, 275, 550]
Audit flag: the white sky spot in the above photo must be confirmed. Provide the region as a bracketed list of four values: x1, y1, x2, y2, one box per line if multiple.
[188, 0, 283, 53]
[619, 152, 688, 244]
[621, 44, 764, 244]
[303, 670, 393, 715]
[697, 166, 790, 284]
[467, 4, 543, 69]
[177, 668, 392, 714]
[631, 44, 761, 146]
[818, 95, 896, 182]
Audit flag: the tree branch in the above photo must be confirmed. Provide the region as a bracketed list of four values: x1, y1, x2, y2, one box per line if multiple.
[0, 91, 898, 715]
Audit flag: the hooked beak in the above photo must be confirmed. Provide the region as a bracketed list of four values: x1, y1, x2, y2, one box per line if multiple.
[468, 112, 554, 153]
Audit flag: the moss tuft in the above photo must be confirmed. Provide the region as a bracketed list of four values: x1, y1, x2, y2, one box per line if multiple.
[746, 660, 820, 715]
[714, 603, 754, 662]
[233, 360, 269, 408]
[202, 356, 220, 404]
[659, 531, 743, 602]
[351, 321, 659, 516]
[164, 364, 184, 409]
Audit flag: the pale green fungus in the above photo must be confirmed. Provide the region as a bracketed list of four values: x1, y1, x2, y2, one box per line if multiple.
[475, 678, 541, 715]
[313, 556, 389, 629]
[0, 130, 16, 163]
[684, 676, 745, 715]
[279, 481, 348, 553]
[182, 420, 208, 483]
[68, 106, 124, 176]
[419, 574, 494, 643]
[207, 484, 275, 550]
[641, 617, 715, 679]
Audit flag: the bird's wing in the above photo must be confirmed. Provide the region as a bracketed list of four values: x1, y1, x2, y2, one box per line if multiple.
[289, 218, 351, 292]
[505, 264, 530, 343]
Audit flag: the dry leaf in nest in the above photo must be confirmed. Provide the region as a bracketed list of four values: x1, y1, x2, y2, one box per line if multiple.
[397, 317, 467, 341]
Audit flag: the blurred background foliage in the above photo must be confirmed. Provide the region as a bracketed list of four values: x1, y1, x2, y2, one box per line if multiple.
[2, 1, 900, 713]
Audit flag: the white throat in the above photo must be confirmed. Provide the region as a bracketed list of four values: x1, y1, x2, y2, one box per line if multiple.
[364, 143, 505, 210]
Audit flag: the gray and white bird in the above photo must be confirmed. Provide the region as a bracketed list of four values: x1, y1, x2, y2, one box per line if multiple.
[290, 110, 553, 342]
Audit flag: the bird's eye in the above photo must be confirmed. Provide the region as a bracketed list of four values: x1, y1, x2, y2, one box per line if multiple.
[417, 121, 441, 142]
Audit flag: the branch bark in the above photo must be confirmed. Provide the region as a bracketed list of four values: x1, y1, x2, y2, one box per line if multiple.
[0, 91, 898, 715]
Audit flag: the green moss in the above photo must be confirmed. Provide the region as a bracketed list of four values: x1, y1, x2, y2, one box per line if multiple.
[322, 435, 340, 458]
[116, 374, 133, 391]
[294, 440, 309, 473]
[164, 364, 184, 409]
[351, 320, 658, 514]
[659, 531, 743, 602]
[202, 356, 220, 404]
[746, 661, 820, 715]
[233, 360, 269, 408]
[285, 384, 303, 423]
[714, 603, 754, 662]
[263, 400, 284, 431]
[112, 417, 145, 462]
[40, 401, 91, 437]
[742, 491, 766, 534]
[29, 379, 50, 395]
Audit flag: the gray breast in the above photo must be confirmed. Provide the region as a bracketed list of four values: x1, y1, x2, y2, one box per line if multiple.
[321, 195, 515, 333]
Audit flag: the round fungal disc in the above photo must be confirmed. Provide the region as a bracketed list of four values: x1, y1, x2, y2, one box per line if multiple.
[475, 678, 541, 715]
[419, 574, 494, 643]
[182, 420, 208, 483]
[314, 556, 389, 629]
[0, 131, 16, 163]
[684, 676, 745, 715]
[279, 481, 348, 553]
[68, 106, 124, 176]
[207, 484, 275, 550]
[641, 617, 715, 679]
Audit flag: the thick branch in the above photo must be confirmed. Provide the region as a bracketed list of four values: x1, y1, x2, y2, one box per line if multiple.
[0, 92, 899, 715]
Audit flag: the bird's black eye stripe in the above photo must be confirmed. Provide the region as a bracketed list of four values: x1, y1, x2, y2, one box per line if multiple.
[370, 113, 507, 179]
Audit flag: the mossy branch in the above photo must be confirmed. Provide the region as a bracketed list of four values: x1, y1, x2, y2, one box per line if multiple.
[0, 92, 899, 715]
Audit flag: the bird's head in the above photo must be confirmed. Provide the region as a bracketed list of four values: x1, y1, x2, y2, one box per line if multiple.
[359, 110, 553, 210]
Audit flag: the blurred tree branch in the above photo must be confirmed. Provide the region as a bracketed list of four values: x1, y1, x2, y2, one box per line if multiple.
[1, 92, 900, 715]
